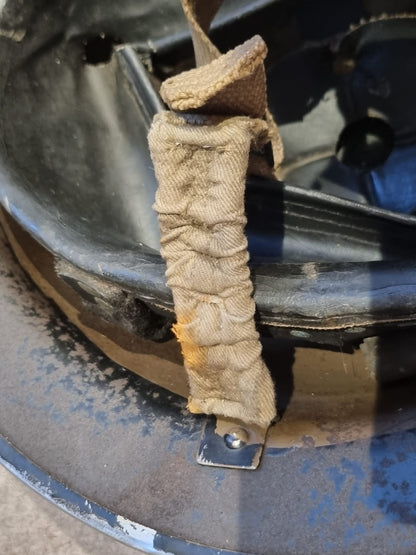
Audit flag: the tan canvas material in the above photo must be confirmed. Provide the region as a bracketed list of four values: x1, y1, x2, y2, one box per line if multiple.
[148, 0, 282, 427]
[149, 113, 276, 427]
[179, 0, 284, 172]
[180, 0, 222, 66]
[160, 35, 268, 118]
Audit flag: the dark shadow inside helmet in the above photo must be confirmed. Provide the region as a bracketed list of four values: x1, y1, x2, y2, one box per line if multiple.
[1, 0, 416, 352]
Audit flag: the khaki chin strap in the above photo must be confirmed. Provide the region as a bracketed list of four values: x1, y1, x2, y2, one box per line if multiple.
[180, 0, 223, 66]
[148, 0, 282, 428]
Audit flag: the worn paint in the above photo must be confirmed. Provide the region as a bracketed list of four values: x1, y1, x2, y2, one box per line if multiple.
[3, 218, 416, 552]
[4, 211, 416, 454]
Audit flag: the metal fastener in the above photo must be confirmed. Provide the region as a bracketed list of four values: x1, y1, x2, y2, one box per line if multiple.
[224, 427, 249, 449]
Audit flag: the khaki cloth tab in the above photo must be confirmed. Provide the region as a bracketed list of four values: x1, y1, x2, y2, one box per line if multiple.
[161, 35, 268, 118]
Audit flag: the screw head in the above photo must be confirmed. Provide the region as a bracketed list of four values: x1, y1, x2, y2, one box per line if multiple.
[224, 427, 249, 449]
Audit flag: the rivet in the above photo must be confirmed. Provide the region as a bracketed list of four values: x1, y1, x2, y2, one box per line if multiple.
[224, 427, 249, 449]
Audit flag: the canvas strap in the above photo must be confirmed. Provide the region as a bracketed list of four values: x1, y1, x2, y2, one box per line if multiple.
[148, 0, 281, 427]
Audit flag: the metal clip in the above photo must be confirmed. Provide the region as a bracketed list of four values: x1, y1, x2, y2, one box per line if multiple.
[196, 416, 269, 470]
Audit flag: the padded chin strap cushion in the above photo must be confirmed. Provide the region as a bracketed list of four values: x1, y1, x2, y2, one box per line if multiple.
[149, 112, 276, 427]
[148, 0, 282, 427]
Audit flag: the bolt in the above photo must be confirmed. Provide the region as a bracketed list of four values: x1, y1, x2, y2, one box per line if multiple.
[224, 427, 249, 449]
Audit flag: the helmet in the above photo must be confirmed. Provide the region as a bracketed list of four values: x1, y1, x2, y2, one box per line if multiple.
[2, 0, 416, 431]
[3, 2, 416, 552]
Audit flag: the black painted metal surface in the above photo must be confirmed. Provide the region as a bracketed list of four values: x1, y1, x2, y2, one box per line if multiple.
[3, 4, 416, 548]
[2, 1, 416, 347]
[2, 205, 416, 554]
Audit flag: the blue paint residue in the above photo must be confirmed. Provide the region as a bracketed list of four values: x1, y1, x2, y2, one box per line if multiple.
[308, 493, 334, 527]
[341, 457, 366, 481]
[326, 466, 346, 494]
[370, 144, 416, 213]
[369, 433, 416, 525]
[322, 540, 337, 553]
[310, 488, 319, 502]
[285, 431, 416, 552]
[344, 522, 366, 546]
[300, 457, 313, 475]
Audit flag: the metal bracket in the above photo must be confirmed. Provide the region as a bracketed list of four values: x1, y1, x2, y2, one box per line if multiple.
[196, 416, 269, 470]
